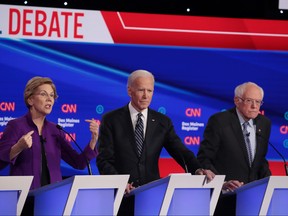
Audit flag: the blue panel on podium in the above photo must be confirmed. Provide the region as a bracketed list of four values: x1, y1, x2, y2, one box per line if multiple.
[33, 182, 72, 215]
[72, 189, 114, 215]
[30, 175, 129, 215]
[134, 181, 168, 215]
[0, 191, 17, 215]
[235, 176, 288, 216]
[34, 185, 114, 215]
[0, 176, 33, 215]
[236, 181, 267, 215]
[131, 174, 225, 215]
[267, 189, 288, 215]
[168, 188, 210, 215]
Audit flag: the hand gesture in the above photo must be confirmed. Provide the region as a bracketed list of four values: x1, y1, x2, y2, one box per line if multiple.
[85, 118, 99, 149]
[17, 130, 34, 150]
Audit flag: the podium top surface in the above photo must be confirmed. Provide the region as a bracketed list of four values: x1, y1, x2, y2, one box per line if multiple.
[234, 176, 288, 193]
[29, 175, 130, 195]
[130, 174, 225, 195]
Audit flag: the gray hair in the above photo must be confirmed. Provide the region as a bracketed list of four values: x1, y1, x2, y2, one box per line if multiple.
[127, 69, 155, 88]
[234, 82, 264, 98]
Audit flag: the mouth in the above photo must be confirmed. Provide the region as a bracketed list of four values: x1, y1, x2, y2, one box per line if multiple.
[45, 104, 52, 109]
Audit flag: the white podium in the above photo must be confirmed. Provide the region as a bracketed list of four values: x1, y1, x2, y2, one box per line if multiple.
[130, 174, 225, 215]
[235, 176, 288, 215]
[0, 176, 33, 216]
[29, 175, 129, 215]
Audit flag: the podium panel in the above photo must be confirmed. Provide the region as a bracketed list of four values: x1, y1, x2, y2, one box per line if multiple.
[29, 175, 129, 215]
[235, 176, 288, 215]
[0, 176, 33, 216]
[168, 188, 210, 215]
[130, 174, 225, 216]
[0, 191, 18, 215]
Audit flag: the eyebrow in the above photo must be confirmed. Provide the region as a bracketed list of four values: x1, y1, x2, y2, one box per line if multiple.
[38, 90, 54, 93]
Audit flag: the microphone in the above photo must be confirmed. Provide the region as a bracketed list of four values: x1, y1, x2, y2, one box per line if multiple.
[180, 153, 189, 174]
[173, 151, 189, 173]
[56, 124, 92, 175]
[257, 130, 288, 176]
[246, 132, 250, 137]
[159, 121, 189, 173]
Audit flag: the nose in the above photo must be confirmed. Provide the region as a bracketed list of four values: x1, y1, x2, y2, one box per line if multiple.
[46, 95, 54, 100]
[251, 100, 257, 107]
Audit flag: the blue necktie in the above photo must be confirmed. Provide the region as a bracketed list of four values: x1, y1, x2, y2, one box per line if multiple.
[243, 122, 253, 167]
[135, 113, 144, 156]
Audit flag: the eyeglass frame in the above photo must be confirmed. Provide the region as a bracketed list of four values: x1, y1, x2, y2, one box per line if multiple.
[238, 97, 264, 106]
[34, 90, 56, 99]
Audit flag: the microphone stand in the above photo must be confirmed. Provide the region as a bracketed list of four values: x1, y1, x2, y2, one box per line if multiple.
[57, 125, 92, 175]
[268, 141, 288, 176]
[257, 132, 288, 176]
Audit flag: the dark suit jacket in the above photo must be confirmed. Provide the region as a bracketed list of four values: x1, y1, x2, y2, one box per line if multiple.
[96, 104, 201, 186]
[197, 107, 271, 184]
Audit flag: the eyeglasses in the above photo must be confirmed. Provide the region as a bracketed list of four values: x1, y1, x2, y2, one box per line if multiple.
[35, 91, 55, 99]
[238, 97, 263, 106]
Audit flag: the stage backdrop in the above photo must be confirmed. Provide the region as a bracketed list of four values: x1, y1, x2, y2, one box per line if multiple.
[0, 4, 287, 177]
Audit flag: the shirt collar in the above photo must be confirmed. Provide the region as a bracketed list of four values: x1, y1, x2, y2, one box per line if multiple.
[236, 108, 253, 127]
[128, 102, 148, 120]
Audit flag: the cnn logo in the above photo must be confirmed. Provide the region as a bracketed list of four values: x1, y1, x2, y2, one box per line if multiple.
[184, 136, 200, 145]
[0, 102, 15, 111]
[185, 108, 201, 117]
[61, 104, 77, 113]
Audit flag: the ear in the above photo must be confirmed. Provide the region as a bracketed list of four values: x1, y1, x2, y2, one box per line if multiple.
[234, 97, 240, 106]
[127, 87, 132, 97]
[27, 96, 34, 107]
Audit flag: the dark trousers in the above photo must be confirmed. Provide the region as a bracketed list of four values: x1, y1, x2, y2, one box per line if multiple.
[117, 195, 135, 216]
[21, 196, 34, 216]
[214, 193, 236, 216]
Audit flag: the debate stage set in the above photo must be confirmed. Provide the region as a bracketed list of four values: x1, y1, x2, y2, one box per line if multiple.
[1, 1, 288, 216]
[1, 174, 288, 215]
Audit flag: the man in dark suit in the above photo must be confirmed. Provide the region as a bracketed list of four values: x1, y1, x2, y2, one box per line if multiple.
[96, 69, 215, 215]
[197, 81, 272, 215]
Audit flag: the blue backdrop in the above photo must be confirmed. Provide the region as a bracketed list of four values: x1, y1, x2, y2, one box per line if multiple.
[0, 38, 287, 176]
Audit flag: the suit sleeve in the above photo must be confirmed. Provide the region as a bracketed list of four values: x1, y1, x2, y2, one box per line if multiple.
[257, 117, 272, 178]
[162, 116, 201, 174]
[58, 128, 97, 170]
[197, 115, 221, 174]
[0, 120, 23, 165]
[96, 114, 119, 175]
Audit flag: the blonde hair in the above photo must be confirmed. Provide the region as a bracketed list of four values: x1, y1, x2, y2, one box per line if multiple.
[24, 76, 58, 108]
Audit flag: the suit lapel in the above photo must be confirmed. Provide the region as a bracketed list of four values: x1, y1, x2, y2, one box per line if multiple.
[122, 105, 139, 157]
[253, 117, 262, 165]
[230, 109, 251, 167]
[143, 109, 158, 154]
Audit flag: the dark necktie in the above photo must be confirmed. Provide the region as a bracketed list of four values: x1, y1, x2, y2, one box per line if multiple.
[135, 113, 144, 156]
[243, 122, 253, 167]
